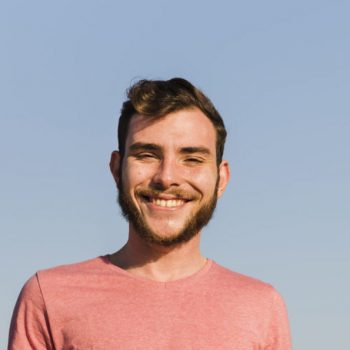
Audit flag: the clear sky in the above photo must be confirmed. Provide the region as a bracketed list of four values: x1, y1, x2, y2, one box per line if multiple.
[1, 1, 349, 348]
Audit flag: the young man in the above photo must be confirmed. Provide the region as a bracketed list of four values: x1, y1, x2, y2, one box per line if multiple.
[9, 78, 292, 349]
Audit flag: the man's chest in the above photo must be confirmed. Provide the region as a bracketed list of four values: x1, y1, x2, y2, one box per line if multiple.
[47, 290, 266, 350]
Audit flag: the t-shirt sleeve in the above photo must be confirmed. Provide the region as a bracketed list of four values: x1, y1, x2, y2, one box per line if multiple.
[8, 274, 54, 350]
[265, 287, 292, 350]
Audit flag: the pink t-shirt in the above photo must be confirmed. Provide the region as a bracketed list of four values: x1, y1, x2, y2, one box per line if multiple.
[9, 257, 292, 349]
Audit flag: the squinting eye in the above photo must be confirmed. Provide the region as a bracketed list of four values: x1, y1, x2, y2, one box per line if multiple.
[185, 158, 203, 164]
[135, 153, 157, 159]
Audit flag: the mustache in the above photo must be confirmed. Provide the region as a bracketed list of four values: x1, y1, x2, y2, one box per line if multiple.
[136, 188, 196, 201]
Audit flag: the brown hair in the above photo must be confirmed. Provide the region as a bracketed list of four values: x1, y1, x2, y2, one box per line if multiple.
[118, 78, 227, 165]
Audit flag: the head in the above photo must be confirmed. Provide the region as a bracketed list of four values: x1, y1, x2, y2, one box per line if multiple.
[118, 78, 227, 166]
[111, 78, 229, 247]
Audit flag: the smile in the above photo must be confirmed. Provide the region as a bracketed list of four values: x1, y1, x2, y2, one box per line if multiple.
[139, 193, 190, 209]
[152, 198, 185, 208]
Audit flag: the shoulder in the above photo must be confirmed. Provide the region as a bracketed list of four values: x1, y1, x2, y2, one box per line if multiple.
[208, 263, 291, 348]
[35, 256, 111, 291]
[209, 261, 271, 289]
[37, 256, 106, 277]
[208, 261, 283, 305]
[13, 274, 44, 312]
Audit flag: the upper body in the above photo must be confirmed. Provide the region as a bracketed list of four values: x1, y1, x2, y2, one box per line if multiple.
[9, 256, 291, 350]
[9, 78, 292, 349]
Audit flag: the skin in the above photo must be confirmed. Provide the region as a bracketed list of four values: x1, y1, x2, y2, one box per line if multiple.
[109, 108, 230, 281]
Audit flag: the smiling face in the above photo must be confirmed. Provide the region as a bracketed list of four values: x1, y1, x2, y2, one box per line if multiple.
[111, 108, 229, 247]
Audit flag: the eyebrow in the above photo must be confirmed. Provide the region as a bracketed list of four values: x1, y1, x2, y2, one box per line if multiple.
[179, 147, 211, 156]
[128, 143, 161, 152]
[128, 143, 211, 156]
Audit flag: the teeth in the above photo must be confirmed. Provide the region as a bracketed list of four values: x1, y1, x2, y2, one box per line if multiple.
[153, 198, 185, 207]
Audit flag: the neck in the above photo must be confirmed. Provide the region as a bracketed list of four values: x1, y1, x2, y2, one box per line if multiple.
[109, 229, 206, 282]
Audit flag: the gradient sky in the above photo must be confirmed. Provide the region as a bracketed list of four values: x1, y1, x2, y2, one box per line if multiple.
[1, 1, 349, 348]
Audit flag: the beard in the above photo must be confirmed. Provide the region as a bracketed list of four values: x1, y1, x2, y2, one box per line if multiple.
[117, 178, 219, 247]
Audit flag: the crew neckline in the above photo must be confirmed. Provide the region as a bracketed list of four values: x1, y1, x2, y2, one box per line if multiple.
[100, 255, 213, 286]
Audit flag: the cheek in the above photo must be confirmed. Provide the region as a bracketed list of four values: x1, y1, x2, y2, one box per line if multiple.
[123, 163, 155, 188]
[186, 167, 218, 190]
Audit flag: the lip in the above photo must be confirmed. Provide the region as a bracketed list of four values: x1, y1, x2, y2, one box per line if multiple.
[147, 201, 187, 211]
[138, 193, 192, 211]
[138, 190, 192, 201]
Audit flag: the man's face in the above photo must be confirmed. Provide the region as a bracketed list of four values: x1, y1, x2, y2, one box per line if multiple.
[112, 108, 229, 246]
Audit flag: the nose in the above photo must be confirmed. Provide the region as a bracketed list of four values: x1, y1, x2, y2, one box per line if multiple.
[151, 157, 181, 189]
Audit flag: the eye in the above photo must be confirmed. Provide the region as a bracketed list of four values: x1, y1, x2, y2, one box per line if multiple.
[184, 157, 204, 164]
[134, 153, 158, 160]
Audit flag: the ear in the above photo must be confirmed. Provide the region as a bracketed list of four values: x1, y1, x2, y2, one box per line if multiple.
[110, 151, 121, 188]
[217, 160, 230, 198]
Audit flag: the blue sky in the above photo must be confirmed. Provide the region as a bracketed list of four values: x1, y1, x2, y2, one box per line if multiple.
[1, 1, 349, 348]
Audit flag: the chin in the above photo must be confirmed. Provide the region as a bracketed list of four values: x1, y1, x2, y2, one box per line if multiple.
[118, 184, 217, 247]
[134, 224, 200, 247]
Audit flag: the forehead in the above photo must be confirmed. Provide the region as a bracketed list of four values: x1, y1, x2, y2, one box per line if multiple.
[125, 108, 217, 151]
